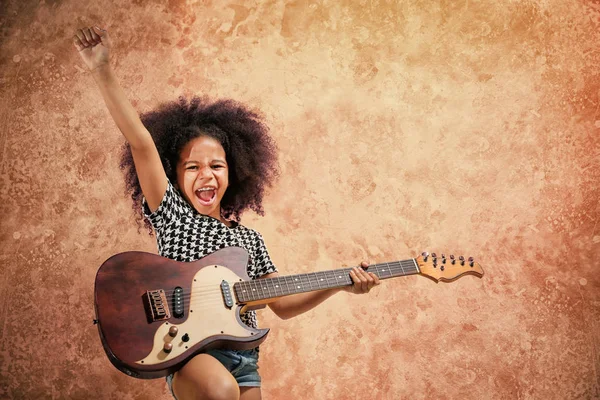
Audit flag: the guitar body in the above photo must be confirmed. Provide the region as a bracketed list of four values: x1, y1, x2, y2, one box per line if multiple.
[94, 247, 269, 379]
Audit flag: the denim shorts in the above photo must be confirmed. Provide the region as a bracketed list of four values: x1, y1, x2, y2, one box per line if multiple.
[166, 348, 261, 399]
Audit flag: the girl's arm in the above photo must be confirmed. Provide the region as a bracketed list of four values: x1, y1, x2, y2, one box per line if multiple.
[73, 27, 167, 212]
[261, 264, 380, 320]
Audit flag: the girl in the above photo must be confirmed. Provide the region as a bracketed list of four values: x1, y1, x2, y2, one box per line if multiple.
[73, 26, 380, 400]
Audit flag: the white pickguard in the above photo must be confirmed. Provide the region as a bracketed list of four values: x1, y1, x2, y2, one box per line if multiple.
[136, 265, 252, 365]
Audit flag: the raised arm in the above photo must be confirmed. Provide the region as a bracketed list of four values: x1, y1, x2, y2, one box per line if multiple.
[73, 26, 167, 212]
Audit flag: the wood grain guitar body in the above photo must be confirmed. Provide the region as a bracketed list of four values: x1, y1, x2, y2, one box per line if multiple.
[94, 247, 267, 379]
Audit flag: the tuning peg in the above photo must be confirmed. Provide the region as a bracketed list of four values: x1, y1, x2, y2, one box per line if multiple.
[432, 252, 437, 258]
[421, 251, 429, 262]
[441, 254, 447, 263]
[468, 256, 474, 267]
[459, 255, 465, 266]
[450, 254, 456, 265]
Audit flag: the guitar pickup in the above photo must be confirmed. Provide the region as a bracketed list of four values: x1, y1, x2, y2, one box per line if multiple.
[144, 289, 171, 322]
[221, 280, 233, 309]
[172, 287, 184, 318]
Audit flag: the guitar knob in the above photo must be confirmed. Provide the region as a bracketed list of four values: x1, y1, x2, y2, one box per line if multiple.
[422, 251, 429, 261]
[459, 255, 465, 265]
[169, 326, 178, 337]
[163, 343, 173, 353]
[468, 257, 474, 267]
[431, 252, 437, 258]
[182, 333, 190, 342]
[450, 255, 456, 265]
[441, 254, 447, 264]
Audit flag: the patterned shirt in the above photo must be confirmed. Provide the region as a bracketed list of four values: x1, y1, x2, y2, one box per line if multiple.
[142, 180, 278, 328]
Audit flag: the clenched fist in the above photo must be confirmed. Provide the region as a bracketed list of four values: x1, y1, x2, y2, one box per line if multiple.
[73, 26, 112, 71]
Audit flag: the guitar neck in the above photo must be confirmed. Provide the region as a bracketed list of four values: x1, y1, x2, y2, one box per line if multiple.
[234, 259, 420, 304]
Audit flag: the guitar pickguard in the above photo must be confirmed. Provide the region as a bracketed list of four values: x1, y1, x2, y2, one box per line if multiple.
[135, 265, 253, 366]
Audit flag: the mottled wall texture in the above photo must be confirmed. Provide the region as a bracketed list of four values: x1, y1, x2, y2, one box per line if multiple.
[1, 0, 599, 399]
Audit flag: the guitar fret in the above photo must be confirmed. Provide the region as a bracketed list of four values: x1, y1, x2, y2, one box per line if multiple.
[332, 270, 339, 288]
[263, 279, 271, 299]
[379, 263, 386, 278]
[304, 273, 313, 291]
[399, 261, 406, 275]
[284, 275, 293, 296]
[292, 275, 300, 293]
[247, 281, 254, 301]
[237, 258, 420, 304]
[253, 281, 261, 301]
[411, 258, 420, 273]
[237, 281, 246, 302]
[312, 272, 321, 290]
[238, 281, 246, 302]
[299, 273, 310, 292]
[318, 271, 327, 289]
[272, 278, 281, 297]
[384, 263, 393, 278]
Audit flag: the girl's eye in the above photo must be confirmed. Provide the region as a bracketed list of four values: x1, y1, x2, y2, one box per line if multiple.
[186, 166, 198, 170]
[212, 165, 225, 169]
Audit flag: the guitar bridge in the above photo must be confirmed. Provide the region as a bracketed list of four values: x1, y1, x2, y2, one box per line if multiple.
[144, 289, 171, 322]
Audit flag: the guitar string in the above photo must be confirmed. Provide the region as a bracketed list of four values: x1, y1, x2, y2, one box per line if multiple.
[156, 262, 419, 298]
[162, 270, 420, 308]
[149, 263, 420, 309]
[156, 262, 419, 299]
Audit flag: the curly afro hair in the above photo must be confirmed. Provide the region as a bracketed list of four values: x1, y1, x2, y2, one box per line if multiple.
[119, 96, 279, 235]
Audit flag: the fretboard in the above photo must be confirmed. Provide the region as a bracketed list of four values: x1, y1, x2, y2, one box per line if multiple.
[234, 259, 420, 303]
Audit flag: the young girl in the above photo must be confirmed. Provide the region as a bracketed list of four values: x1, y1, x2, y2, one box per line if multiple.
[74, 26, 380, 400]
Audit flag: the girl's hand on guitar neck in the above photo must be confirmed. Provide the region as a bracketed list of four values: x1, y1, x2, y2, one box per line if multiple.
[345, 262, 380, 294]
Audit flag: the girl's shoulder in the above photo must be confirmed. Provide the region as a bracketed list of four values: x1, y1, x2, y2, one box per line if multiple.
[143, 178, 192, 220]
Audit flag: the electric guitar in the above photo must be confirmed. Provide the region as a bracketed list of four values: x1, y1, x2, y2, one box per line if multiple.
[93, 247, 483, 379]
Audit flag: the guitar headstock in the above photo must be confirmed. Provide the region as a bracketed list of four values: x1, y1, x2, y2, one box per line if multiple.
[416, 252, 484, 283]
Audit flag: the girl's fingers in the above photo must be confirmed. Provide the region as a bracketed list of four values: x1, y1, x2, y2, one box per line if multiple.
[349, 269, 358, 283]
[354, 267, 369, 292]
[82, 27, 94, 44]
[90, 26, 101, 42]
[363, 270, 374, 291]
[349, 269, 361, 292]
[349, 265, 379, 294]
[359, 262, 370, 291]
[369, 272, 380, 286]
[93, 26, 106, 37]
[76, 29, 90, 46]
[367, 273, 378, 290]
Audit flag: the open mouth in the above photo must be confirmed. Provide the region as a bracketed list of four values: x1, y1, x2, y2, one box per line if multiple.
[195, 187, 217, 206]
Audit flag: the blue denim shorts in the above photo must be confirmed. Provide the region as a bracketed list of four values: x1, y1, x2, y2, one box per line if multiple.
[166, 348, 261, 398]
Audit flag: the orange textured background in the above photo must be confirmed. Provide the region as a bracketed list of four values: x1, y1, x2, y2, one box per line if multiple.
[1, 1, 599, 399]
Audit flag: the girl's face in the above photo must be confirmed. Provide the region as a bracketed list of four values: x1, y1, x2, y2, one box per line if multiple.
[176, 135, 229, 222]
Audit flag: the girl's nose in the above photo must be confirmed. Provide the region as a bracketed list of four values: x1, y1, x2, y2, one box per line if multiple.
[200, 166, 213, 178]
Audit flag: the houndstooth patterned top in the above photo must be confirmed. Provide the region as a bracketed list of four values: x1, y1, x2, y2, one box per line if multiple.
[142, 179, 278, 329]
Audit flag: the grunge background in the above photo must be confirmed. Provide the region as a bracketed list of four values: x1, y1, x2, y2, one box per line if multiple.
[1, 0, 598, 399]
